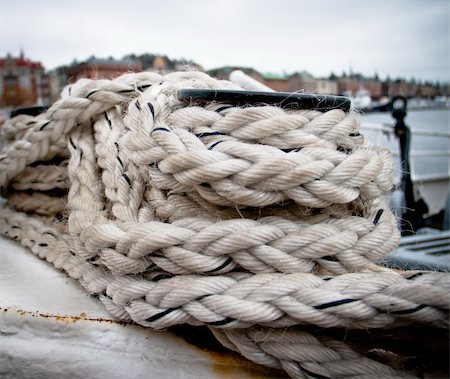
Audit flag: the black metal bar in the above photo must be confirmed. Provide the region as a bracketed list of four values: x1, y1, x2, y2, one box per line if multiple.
[178, 89, 351, 112]
[392, 96, 427, 235]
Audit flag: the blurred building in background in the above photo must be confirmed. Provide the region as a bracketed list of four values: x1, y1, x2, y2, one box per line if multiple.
[48, 54, 204, 102]
[1, 50, 448, 108]
[261, 72, 289, 92]
[207, 66, 263, 81]
[0, 51, 50, 107]
[64, 56, 143, 83]
[289, 72, 338, 95]
[48, 56, 142, 102]
[207, 66, 448, 100]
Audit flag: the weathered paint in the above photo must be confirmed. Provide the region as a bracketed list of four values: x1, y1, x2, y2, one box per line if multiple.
[0, 236, 286, 378]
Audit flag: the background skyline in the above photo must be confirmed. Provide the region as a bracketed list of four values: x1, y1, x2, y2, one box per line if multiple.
[1, 0, 448, 82]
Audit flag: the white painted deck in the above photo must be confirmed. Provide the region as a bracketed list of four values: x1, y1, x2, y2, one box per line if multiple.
[0, 236, 284, 379]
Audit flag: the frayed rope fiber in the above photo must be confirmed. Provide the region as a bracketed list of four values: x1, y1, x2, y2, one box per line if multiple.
[0, 71, 449, 379]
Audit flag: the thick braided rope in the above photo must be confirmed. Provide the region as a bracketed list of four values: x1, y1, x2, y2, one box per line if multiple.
[7, 192, 66, 216]
[1, 71, 449, 379]
[11, 162, 69, 191]
[0, 114, 45, 141]
[0, 207, 421, 378]
[121, 87, 392, 207]
[0, 72, 170, 186]
[211, 328, 411, 379]
[63, 77, 399, 276]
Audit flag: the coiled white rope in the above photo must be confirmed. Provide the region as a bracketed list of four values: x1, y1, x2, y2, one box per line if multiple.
[0, 71, 448, 378]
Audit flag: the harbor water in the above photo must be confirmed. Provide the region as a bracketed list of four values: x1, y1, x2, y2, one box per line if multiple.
[362, 109, 449, 178]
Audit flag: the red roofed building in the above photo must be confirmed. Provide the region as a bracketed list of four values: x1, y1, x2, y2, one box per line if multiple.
[64, 56, 143, 83]
[0, 51, 50, 107]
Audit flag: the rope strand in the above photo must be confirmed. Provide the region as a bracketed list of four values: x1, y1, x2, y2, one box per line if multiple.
[1, 71, 448, 378]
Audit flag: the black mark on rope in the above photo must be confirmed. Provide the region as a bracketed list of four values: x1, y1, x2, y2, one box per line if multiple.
[216, 105, 234, 113]
[168, 192, 186, 197]
[122, 174, 131, 186]
[11, 225, 20, 229]
[43, 231, 56, 237]
[117, 156, 123, 167]
[87, 256, 99, 267]
[118, 89, 134, 94]
[56, 215, 66, 222]
[147, 102, 155, 118]
[391, 304, 427, 315]
[145, 307, 178, 323]
[69, 138, 76, 149]
[196, 294, 212, 301]
[38, 243, 48, 247]
[114, 142, 119, 151]
[135, 100, 142, 111]
[86, 90, 98, 99]
[373, 209, 384, 225]
[322, 277, 332, 281]
[206, 257, 234, 273]
[39, 121, 51, 131]
[322, 255, 338, 262]
[137, 84, 151, 92]
[299, 366, 331, 379]
[195, 131, 224, 138]
[337, 146, 352, 153]
[349, 133, 361, 137]
[101, 290, 111, 299]
[281, 147, 302, 153]
[407, 272, 424, 280]
[152, 274, 173, 282]
[206, 317, 235, 326]
[153, 127, 170, 133]
[27, 121, 37, 126]
[208, 140, 224, 150]
[314, 298, 356, 310]
[104, 112, 112, 128]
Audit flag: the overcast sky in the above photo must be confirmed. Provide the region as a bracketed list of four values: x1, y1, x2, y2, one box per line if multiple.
[1, 0, 448, 82]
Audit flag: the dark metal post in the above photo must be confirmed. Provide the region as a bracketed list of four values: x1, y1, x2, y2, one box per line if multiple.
[392, 97, 426, 234]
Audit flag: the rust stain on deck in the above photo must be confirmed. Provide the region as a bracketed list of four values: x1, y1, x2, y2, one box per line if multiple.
[193, 345, 287, 378]
[1, 307, 126, 325]
[2, 306, 287, 377]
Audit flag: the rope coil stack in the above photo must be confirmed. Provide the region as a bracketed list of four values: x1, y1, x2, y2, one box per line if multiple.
[0, 71, 448, 378]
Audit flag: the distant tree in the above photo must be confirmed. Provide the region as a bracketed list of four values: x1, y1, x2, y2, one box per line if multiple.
[329, 72, 337, 80]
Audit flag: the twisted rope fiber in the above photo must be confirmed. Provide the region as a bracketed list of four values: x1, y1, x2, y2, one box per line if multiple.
[1, 207, 447, 379]
[1, 71, 449, 378]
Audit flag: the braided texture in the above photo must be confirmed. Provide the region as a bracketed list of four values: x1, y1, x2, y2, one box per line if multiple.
[0, 71, 448, 379]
